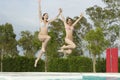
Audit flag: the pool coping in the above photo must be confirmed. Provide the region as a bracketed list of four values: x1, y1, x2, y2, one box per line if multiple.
[0, 72, 120, 77]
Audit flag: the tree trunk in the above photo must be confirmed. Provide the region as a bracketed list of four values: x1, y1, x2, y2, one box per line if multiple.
[45, 53, 47, 72]
[98, 54, 101, 61]
[1, 49, 3, 72]
[93, 54, 96, 72]
[89, 51, 92, 58]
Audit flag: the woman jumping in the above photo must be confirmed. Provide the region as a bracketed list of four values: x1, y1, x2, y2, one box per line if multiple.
[34, 0, 62, 67]
[58, 9, 83, 56]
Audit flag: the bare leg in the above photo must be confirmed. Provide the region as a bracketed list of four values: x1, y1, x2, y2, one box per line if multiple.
[38, 35, 51, 52]
[42, 36, 51, 52]
[34, 36, 51, 67]
[34, 50, 44, 67]
[62, 49, 72, 58]
[58, 45, 66, 52]
[61, 38, 76, 50]
[58, 38, 75, 57]
[58, 45, 72, 54]
[64, 49, 72, 54]
[41, 41, 45, 52]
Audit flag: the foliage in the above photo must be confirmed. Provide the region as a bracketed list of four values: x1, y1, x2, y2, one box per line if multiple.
[18, 31, 41, 58]
[0, 23, 18, 57]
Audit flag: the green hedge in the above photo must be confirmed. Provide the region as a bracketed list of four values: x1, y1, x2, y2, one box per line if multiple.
[119, 58, 120, 72]
[67, 56, 92, 72]
[96, 58, 106, 72]
[48, 58, 69, 72]
[0, 56, 120, 72]
[96, 58, 120, 72]
[48, 56, 93, 72]
[0, 57, 1, 72]
[2, 56, 45, 72]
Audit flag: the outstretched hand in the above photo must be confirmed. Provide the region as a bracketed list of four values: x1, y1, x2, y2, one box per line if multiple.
[38, 0, 41, 3]
[80, 13, 83, 17]
[59, 8, 62, 14]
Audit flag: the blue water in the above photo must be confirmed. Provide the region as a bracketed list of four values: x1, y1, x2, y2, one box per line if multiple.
[83, 76, 120, 80]
[0, 76, 120, 80]
[47, 76, 120, 80]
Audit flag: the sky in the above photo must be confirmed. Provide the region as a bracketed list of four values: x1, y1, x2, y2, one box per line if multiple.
[0, 0, 106, 39]
[1, 0, 120, 56]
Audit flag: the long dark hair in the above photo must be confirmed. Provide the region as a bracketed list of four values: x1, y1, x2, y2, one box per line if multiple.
[66, 17, 73, 24]
[42, 13, 48, 20]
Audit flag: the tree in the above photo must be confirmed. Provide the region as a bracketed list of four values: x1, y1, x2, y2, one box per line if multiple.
[85, 27, 109, 72]
[0, 23, 18, 57]
[72, 16, 92, 56]
[47, 17, 91, 58]
[102, 0, 120, 47]
[18, 31, 41, 58]
[0, 23, 18, 72]
[86, 0, 120, 48]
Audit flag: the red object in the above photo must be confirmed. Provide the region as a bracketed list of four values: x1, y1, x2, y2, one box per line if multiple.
[106, 48, 118, 72]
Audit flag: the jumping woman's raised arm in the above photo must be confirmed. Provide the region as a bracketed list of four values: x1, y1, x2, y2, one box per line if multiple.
[48, 8, 62, 23]
[60, 11, 66, 23]
[72, 13, 83, 27]
[38, 0, 42, 22]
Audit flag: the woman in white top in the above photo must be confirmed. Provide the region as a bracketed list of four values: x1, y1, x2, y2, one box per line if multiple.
[58, 9, 83, 56]
[34, 0, 62, 67]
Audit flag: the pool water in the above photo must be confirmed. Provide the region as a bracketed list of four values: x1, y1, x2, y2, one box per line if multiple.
[0, 76, 120, 80]
[83, 76, 120, 80]
[0, 73, 120, 80]
[47, 77, 120, 80]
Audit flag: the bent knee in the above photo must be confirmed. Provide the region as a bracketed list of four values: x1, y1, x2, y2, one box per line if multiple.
[47, 36, 51, 40]
[67, 50, 72, 54]
[72, 44, 76, 49]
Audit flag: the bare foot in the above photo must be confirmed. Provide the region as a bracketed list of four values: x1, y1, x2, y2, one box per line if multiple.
[61, 45, 66, 49]
[34, 60, 38, 68]
[58, 49, 64, 52]
[41, 48, 45, 52]
[65, 49, 72, 54]
[63, 51, 67, 58]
